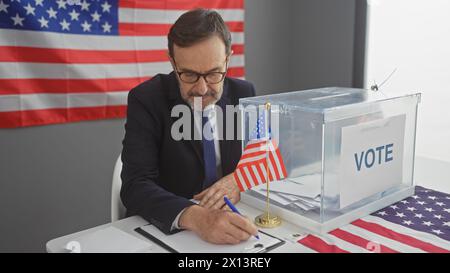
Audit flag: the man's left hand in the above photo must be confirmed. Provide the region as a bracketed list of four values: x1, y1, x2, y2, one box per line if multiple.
[193, 173, 240, 209]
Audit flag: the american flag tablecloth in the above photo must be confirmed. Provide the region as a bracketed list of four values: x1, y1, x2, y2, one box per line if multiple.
[296, 186, 450, 253]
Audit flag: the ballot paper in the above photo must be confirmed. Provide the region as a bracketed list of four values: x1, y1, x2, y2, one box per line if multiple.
[250, 175, 322, 211]
[293, 201, 315, 211]
[275, 192, 321, 206]
[65, 226, 153, 253]
[252, 190, 320, 211]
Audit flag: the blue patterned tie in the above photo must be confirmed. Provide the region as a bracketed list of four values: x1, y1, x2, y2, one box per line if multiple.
[202, 115, 217, 188]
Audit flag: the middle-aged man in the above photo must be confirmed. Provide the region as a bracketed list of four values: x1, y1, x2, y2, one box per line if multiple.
[120, 8, 259, 245]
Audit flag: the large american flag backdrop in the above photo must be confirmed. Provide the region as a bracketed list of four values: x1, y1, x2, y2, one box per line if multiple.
[296, 186, 450, 253]
[0, 0, 245, 128]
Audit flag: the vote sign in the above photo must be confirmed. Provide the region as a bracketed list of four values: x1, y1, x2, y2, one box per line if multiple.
[339, 114, 406, 208]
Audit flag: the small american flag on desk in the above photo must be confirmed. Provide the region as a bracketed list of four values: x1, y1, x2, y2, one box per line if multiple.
[233, 107, 287, 192]
[0, 0, 245, 128]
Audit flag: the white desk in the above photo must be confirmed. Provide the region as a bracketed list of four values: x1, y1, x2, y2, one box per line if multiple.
[46, 202, 313, 253]
[47, 156, 449, 253]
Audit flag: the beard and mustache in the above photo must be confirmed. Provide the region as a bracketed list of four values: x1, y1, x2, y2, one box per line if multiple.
[184, 89, 221, 109]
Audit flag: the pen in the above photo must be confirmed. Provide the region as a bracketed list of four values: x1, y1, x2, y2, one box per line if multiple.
[223, 196, 260, 240]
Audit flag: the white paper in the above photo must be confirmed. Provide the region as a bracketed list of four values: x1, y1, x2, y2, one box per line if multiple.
[275, 192, 300, 202]
[293, 202, 315, 211]
[139, 224, 282, 253]
[339, 114, 405, 208]
[253, 179, 321, 199]
[252, 189, 292, 205]
[250, 176, 322, 211]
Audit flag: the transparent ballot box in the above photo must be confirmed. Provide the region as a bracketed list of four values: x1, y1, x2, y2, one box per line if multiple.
[239, 87, 421, 233]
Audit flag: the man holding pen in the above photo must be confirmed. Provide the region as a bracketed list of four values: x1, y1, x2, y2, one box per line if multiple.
[120, 9, 259, 244]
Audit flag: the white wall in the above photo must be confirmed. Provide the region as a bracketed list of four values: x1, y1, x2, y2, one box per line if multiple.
[364, 0, 450, 162]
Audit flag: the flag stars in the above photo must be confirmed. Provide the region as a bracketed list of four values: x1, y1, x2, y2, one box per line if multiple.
[433, 214, 443, 220]
[0, 0, 9, 13]
[34, 0, 44, 7]
[11, 13, 25, 26]
[59, 19, 70, 31]
[414, 213, 424, 219]
[80, 0, 90, 11]
[402, 220, 413, 226]
[428, 196, 437, 200]
[425, 207, 435, 212]
[417, 201, 426, 205]
[422, 221, 434, 227]
[47, 7, 57, 19]
[377, 211, 388, 216]
[101, 1, 112, 13]
[435, 202, 445, 206]
[432, 229, 444, 235]
[390, 205, 399, 210]
[38, 16, 49, 28]
[101, 21, 112, 33]
[400, 200, 409, 204]
[406, 207, 417, 212]
[91, 11, 101, 22]
[444, 208, 450, 213]
[411, 195, 420, 199]
[443, 222, 450, 227]
[69, 9, 80, 21]
[56, 0, 67, 9]
[24, 3, 35, 16]
[395, 212, 406, 218]
[81, 20, 91, 32]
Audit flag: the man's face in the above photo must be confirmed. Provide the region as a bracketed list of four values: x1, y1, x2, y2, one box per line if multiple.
[170, 35, 230, 109]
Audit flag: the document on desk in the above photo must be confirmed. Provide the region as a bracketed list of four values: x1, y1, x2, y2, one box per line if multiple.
[136, 224, 285, 253]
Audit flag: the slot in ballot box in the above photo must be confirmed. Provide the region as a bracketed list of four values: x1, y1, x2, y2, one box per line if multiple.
[239, 87, 421, 234]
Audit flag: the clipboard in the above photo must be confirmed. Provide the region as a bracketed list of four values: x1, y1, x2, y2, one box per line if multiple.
[135, 224, 285, 253]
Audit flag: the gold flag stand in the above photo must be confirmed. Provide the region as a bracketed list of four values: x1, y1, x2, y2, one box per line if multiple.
[254, 103, 282, 228]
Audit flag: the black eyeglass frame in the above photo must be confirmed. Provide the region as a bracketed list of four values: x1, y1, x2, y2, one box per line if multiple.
[172, 58, 229, 84]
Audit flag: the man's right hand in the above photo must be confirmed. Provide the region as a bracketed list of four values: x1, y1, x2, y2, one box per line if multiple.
[178, 205, 259, 245]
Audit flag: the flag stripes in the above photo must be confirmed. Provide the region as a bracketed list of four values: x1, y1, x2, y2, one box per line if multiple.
[0, 0, 245, 128]
[234, 139, 287, 192]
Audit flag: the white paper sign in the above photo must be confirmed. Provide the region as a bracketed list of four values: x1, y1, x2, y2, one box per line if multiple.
[339, 114, 406, 208]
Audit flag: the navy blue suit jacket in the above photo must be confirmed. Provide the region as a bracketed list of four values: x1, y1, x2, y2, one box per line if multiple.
[120, 72, 255, 234]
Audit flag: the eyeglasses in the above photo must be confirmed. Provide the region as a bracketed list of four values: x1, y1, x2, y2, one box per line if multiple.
[173, 59, 228, 84]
